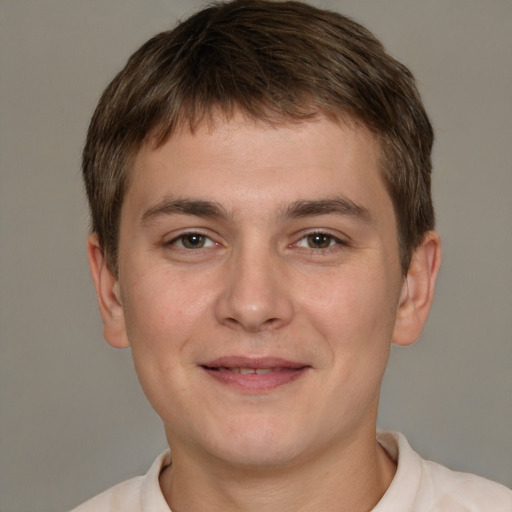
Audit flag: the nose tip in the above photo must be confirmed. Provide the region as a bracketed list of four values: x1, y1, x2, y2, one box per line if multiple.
[214, 255, 293, 333]
[223, 304, 283, 333]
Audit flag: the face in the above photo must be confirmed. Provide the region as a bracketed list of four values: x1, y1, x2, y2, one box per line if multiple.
[104, 114, 408, 469]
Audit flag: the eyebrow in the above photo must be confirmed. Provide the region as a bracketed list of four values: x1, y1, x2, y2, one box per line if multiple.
[140, 196, 372, 226]
[282, 198, 372, 223]
[140, 198, 229, 226]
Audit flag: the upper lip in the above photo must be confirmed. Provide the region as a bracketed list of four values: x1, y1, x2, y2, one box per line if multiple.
[200, 356, 308, 369]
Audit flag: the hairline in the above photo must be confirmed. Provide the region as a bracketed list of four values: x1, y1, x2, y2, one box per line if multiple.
[106, 107, 408, 275]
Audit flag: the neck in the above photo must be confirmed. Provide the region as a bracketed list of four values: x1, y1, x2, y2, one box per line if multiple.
[159, 430, 396, 512]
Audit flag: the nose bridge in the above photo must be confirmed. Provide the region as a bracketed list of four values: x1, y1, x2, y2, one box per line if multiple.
[215, 236, 293, 332]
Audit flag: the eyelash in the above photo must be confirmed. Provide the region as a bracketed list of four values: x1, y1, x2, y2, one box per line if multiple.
[165, 231, 218, 250]
[164, 230, 348, 253]
[293, 231, 348, 253]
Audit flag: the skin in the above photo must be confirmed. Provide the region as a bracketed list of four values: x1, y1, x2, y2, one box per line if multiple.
[88, 113, 441, 512]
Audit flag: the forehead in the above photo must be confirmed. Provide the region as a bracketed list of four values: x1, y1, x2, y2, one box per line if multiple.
[124, 113, 393, 227]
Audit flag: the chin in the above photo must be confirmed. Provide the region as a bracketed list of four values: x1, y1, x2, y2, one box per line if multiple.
[201, 415, 317, 469]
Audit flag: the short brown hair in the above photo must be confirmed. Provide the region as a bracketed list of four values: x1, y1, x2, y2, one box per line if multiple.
[83, 0, 434, 275]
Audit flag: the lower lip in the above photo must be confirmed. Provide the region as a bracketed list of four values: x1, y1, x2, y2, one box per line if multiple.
[201, 367, 309, 392]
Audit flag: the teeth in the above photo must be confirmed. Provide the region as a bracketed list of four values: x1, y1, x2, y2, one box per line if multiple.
[255, 368, 273, 374]
[227, 368, 275, 374]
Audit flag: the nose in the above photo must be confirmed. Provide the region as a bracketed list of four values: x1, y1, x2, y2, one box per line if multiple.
[214, 244, 294, 333]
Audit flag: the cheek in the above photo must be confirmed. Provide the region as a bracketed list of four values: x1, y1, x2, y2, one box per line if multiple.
[122, 265, 213, 341]
[295, 264, 400, 399]
[120, 273, 207, 417]
[300, 271, 398, 341]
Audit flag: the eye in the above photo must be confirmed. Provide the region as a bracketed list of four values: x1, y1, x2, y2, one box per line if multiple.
[296, 232, 341, 249]
[170, 233, 216, 249]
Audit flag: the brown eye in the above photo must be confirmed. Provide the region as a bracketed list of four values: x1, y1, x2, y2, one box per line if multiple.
[306, 233, 333, 249]
[180, 234, 207, 249]
[167, 232, 217, 251]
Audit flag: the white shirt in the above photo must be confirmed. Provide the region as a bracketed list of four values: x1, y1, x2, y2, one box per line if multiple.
[71, 431, 512, 511]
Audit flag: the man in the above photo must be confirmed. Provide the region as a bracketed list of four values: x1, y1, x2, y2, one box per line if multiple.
[73, 1, 512, 510]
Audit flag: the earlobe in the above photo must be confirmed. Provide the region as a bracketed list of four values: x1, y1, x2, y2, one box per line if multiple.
[87, 234, 130, 349]
[392, 231, 442, 347]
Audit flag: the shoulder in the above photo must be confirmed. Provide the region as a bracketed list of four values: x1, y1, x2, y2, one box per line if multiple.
[69, 450, 172, 512]
[70, 476, 144, 511]
[376, 431, 512, 512]
[420, 458, 512, 511]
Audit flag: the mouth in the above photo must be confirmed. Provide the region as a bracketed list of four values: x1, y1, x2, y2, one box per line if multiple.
[205, 367, 292, 374]
[200, 357, 310, 392]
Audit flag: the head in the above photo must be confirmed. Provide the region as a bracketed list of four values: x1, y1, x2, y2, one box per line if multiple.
[84, 0, 441, 476]
[83, 0, 434, 277]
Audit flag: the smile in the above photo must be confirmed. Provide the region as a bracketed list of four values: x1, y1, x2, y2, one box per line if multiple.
[207, 367, 292, 374]
[200, 358, 310, 392]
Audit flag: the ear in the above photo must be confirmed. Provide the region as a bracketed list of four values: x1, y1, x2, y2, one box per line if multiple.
[392, 231, 442, 347]
[87, 233, 130, 348]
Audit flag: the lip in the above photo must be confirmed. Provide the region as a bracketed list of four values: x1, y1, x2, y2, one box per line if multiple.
[200, 356, 310, 392]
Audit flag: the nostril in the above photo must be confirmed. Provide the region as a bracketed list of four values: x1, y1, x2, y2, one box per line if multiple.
[222, 315, 281, 332]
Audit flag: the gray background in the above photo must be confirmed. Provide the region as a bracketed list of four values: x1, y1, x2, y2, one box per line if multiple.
[1, 1, 511, 511]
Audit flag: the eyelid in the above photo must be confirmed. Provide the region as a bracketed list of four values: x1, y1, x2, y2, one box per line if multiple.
[164, 229, 219, 249]
[162, 227, 350, 251]
[297, 228, 350, 243]
[293, 229, 350, 248]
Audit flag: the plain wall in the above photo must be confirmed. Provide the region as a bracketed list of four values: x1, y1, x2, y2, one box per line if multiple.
[1, 1, 510, 511]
